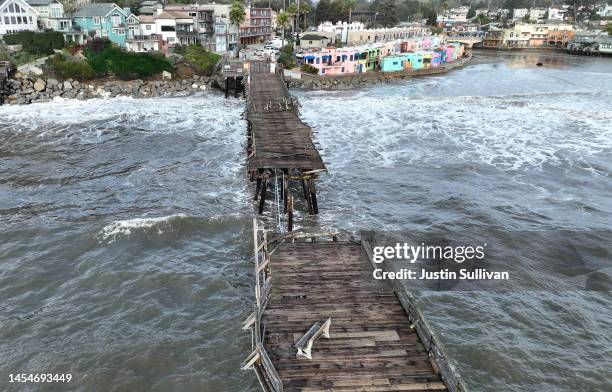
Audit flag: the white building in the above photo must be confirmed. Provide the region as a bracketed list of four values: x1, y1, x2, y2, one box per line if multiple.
[529, 8, 547, 22]
[154, 10, 177, 46]
[318, 21, 365, 44]
[25, 0, 61, 28]
[596, 4, 612, 17]
[0, 0, 38, 35]
[513, 8, 529, 21]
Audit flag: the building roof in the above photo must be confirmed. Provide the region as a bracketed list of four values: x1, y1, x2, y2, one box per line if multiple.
[154, 11, 176, 19]
[26, 0, 58, 6]
[301, 34, 329, 41]
[73, 3, 126, 18]
[138, 15, 154, 23]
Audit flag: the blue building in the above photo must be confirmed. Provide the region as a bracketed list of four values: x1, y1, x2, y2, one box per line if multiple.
[72, 3, 135, 47]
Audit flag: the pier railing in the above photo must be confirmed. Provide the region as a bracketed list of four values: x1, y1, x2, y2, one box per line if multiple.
[241, 218, 283, 392]
[361, 232, 469, 392]
[241, 221, 342, 391]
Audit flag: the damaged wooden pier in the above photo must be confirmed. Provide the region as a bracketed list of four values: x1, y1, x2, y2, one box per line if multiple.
[245, 61, 326, 218]
[242, 220, 467, 392]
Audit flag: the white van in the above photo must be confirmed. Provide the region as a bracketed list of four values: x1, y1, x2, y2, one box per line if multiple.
[264, 39, 283, 50]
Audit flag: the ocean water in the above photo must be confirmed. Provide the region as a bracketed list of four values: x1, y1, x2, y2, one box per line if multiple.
[1, 51, 611, 391]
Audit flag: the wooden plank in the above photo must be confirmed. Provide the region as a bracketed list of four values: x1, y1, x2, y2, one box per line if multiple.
[250, 239, 450, 391]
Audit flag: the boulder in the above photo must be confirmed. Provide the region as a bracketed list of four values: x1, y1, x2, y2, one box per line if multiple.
[17, 64, 43, 76]
[63, 81, 73, 90]
[34, 79, 47, 92]
[47, 78, 59, 88]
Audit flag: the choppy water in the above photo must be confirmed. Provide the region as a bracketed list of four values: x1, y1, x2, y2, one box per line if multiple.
[1, 51, 611, 391]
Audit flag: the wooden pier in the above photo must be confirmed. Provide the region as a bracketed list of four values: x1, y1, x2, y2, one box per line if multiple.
[245, 61, 326, 218]
[242, 221, 466, 392]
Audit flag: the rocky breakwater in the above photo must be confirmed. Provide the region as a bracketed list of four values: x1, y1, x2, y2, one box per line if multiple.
[2, 73, 217, 105]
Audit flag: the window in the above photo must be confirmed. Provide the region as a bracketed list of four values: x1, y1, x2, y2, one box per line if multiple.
[111, 14, 121, 27]
[3, 17, 8, 24]
[93, 17, 101, 25]
[161, 25, 175, 32]
[118, 28, 125, 35]
[146, 24, 151, 30]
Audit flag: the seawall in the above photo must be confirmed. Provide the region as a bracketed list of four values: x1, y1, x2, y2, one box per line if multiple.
[284, 57, 470, 90]
[0, 73, 217, 105]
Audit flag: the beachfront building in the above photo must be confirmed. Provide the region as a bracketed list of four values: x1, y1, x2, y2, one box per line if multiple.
[72, 3, 133, 47]
[25, 0, 84, 44]
[25, 0, 61, 29]
[0, 0, 38, 35]
[239, 5, 272, 45]
[298, 37, 464, 76]
[165, 4, 214, 49]
[125, 14, 159, 52]
[483, 23, 575, 49]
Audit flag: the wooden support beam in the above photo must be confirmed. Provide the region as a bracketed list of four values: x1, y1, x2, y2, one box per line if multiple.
[254, 177, 262, 201]
[283, 174, 288, 213]
[225, 78, 229, 98]
[287, 196, 293, 232]
[302, 178, 314, 214]
[258, 178, 267, 214]
[310, 179, 319, 214]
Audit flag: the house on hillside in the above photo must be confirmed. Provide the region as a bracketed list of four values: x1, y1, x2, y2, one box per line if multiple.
[25, 0, 60, 29]
[0, 0, 38, 35]
[299, 33, 331, 49]
[72, 3, 133, 47]
[125, 14, 160, 52]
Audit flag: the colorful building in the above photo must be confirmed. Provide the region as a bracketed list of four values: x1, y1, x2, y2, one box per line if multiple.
[298, 36, 465, 75]
[72, 3, 134, 47]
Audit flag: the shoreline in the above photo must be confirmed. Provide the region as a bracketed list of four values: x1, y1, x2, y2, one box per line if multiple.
[0, 73, 220, 106]
[284, 56, 471, 90]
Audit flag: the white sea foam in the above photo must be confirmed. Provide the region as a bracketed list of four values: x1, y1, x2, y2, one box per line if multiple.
[99, 213, 188, 242]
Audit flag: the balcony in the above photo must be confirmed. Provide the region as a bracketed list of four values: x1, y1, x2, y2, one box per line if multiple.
[127, 34, 160, 42]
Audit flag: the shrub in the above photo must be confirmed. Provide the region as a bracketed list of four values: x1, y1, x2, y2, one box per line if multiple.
[85, 38, 111, 54]
[3, 31, 64, 55]
[301, 63, 318, 75]
[53, 59, 96, 80]
[48, 54, 96, 80]
[85, 46, 173, 80]
[181, 45, 220, 76]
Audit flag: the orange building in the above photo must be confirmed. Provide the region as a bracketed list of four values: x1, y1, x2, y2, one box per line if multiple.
[547, 28, 575, 48]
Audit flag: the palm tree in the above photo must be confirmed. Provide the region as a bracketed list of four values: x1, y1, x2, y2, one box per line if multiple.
[230, 1, 245, 57]
[277, 11, 290, 46]
[287, 4, 298, 36]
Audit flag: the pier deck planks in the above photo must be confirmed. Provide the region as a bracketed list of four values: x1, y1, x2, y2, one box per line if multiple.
[246, 61, 325, 172]
[262, 241, 447, 392]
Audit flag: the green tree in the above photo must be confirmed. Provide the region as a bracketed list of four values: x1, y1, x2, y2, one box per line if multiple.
[371, 0, 399, 27]
[476, 13, 490, 25]
[467, 7, 476, 19]
[230, 1, 245, 56]
[425, 8, 437, 27]
[605, 22, 612, 35]
[277, 11, 290, 45]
